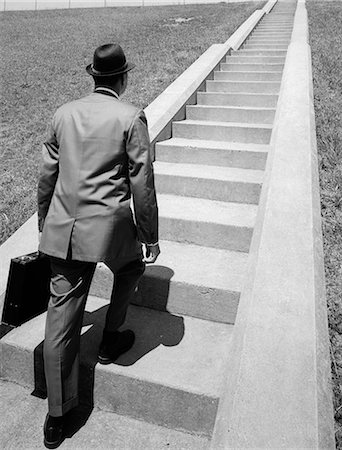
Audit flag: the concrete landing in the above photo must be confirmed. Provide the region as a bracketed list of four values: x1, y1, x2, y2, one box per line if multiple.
[0, 380, 209, 449]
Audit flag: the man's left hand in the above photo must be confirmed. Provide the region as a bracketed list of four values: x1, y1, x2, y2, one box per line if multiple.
[143, 244, 160, 264]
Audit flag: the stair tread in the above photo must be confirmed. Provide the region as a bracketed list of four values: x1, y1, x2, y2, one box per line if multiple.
[188, 104, 276, 110]
[140, 239, 248, 291]
[173, 119, 273, 129]
[218, 70, 283, 75]
[154, 161, 264, 183]
[156, 137, 270, 152]
[223, 62, 284, 65]
[157, 193, 257, 228]
[84, 297, 234, 397]
[208, 79, 281, 84]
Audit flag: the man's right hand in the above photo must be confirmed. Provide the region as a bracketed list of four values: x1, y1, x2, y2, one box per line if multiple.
[143, 244, 160, 264]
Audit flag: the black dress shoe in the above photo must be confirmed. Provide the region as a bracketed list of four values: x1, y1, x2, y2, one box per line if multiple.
[97, 329, 135, 364]
[43, 414, 64, 449]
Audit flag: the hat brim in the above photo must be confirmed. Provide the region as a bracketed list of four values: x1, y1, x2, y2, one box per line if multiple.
[86, 61, 135, 77]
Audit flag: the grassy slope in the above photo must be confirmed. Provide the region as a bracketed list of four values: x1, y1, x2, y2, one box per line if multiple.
[307, 1, 342, 446]
[0, 2, 263, 244]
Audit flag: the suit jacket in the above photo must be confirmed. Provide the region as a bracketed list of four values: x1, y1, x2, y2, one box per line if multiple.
[37, 90, 158, 265]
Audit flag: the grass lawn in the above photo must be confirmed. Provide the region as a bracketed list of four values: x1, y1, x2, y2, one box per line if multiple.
[0, 1, 264, 244]
[307, 1, 342, 446]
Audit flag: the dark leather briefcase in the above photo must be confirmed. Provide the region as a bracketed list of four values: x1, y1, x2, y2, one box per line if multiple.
[2, 252, 51, 327]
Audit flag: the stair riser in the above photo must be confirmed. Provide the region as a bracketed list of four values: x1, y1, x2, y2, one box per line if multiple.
[94, 369, 218, 437]
[90, 267, 239, 324]
[214, 71, 282, 81]
[234, 50, 287, 56]
[226, 57, 285, 65]
[243, 44, 288, 49]
[197, 92, 278, 108]
[251, 32, 292, 37]
[206, 80, 280, 94]
[220, 63, 284, 72]
[173, 121, 272, 144]
[254, 29, 292, 33]
[160, 216, 253, 252]
[155, 144, 268, 170]
[255, 26, 293, 30]
[155, 173, 261, 204]
[246, 39, 290, 44]
[256, 24, 293, 27]
[265, 20, 294, 22]
[186, 105, 275, 124]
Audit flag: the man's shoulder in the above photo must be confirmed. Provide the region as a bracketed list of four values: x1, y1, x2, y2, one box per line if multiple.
[53, 96, 86, 118]
[55, 95, 140, 119]
[119, 100, 140, 115]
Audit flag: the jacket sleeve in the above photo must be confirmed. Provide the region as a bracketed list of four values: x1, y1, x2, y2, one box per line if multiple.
[37, 119, 59, 232]
[126, 110, 159, 245]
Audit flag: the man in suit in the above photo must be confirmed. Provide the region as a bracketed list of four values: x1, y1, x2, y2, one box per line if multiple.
[37, 43, 159, 449]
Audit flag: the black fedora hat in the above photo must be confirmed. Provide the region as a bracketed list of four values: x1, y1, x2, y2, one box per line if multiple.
[86, 43, 135, 77]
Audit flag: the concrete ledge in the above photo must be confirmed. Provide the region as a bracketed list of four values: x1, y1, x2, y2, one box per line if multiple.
[210, 2, 335, 448]
[144, 43, 230, 160]
[225, 9, 265, 51]
[262, 0, 277, 15]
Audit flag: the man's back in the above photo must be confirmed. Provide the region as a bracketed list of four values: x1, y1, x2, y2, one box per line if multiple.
[38, 91, 158, 263]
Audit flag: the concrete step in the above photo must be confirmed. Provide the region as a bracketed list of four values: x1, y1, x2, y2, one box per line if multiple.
[255, 28, 292, 32]
[252, 28, 292, 33]
[0, 296, 234, 437]
[256, 25, 293, 28]
[206, 80, 280, 94]
[186, 104, 275, 124]
[226, 55, 286, 64]
[155, 138, 269, 170]
[234, 49, 287, 56]
[247, 38, 291, 44]
[220, 62, 284, 72]
[172, 119, 272, 144]
[214, 70, 282, 82]
[243, 44, 288, 49]
[242, 42, 288, 51]
[255, 25, 293, 29]
[251, 32, 292, 37]
[157, 193, 257, 251]
[197, 91, 278, 108]
[91, 239, 249, 323]
[154, 161, 264, 203]
[260, 19, 294, 22]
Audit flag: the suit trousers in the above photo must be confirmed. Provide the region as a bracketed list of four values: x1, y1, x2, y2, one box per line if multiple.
[43, 256, 145, 417]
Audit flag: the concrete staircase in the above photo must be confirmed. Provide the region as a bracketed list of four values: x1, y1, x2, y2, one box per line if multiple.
[0, 1, 298, 446]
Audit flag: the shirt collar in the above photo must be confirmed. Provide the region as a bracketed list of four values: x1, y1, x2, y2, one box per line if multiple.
[94, 86, 120, 99]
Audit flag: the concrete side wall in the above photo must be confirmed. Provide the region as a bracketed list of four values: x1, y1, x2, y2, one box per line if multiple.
[210, 1, 335, 448]
[0, 0, 261, 12]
